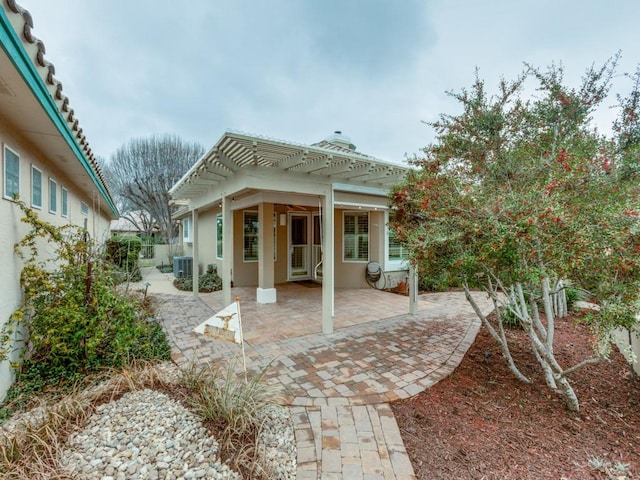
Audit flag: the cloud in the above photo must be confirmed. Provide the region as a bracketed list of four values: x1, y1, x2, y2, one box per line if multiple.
[18, 0, 640, 164]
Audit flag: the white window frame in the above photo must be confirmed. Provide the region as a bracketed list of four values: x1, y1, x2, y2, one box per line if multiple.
[386, 224, 409, 271]
[31, 165, 42, 209]
[3, 145, 20, 201]
[243, 210, 259, 262]
[81, 201, 89, 216]
[182, 217, 192, 243]
[48, 177, 57, 214]
[61, 187, 68, 218]
[342, 210, 369, 263]
[216, 214, 223, 259]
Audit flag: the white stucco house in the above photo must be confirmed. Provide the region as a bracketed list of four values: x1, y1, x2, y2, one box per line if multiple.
[170, 130, 417, 334]
[0, 1, 118, 399]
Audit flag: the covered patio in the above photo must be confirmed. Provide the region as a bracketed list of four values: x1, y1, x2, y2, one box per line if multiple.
[197, 283, 437, 345]
[169, 130, 414, 336]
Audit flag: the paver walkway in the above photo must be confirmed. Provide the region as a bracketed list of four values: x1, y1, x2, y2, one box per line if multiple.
[143, 269, 493, 479]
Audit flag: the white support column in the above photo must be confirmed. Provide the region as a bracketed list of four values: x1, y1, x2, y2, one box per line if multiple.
[192, 208, 199, 296]
[409, 263, 419, 315]
[322, 189, 335, 334]
[222, 195, 233, 306]
[257, 202, 276, 303]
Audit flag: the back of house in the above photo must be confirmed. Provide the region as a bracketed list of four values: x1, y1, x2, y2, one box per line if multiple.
[0, 1, 118, 399]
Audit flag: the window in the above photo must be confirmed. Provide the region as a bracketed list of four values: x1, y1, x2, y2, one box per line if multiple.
[182, 217, 192, 243]
[61, 187, 68, 217]
[243, 211, 258, 262]
[81, 201, 89, 215]
[31, 166, 42, 208]
[49, 178, 57, 213]
[343, 211, 369, 262]
[388, 228, 409, 262]
[3, 145, 19, 200]
[216, 214, 223, 258]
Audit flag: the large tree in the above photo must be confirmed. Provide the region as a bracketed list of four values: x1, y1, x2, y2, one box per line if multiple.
[103, 134, 204, 243]
[390, 58, 640, 411]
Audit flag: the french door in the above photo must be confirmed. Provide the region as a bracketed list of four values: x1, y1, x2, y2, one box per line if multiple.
[288, 212, 310, 280]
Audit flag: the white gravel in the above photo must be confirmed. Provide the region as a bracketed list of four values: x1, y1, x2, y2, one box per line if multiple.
[59, 388, 296, 479]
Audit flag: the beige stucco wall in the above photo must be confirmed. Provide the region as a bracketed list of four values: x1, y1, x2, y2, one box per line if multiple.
[0, 127, 112, 400]
[183, 205, 393, 289]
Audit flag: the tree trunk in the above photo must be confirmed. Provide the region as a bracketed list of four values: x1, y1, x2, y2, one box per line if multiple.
[463, 283, 530, 383]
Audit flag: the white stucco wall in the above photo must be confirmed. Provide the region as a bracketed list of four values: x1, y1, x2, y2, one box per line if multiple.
[0, 126, 112, 400]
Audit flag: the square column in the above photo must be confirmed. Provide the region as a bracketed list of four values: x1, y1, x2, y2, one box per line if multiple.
[192, 208, 199, 296]
[222, 195, 233, 306]
[322, 190, 334, 334]
[257, 202, 276, 304]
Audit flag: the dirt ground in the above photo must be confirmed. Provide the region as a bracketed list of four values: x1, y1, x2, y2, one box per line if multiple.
[392, 314, 640, 480]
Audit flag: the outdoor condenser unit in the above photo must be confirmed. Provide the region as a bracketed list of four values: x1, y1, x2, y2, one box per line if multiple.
[173, 256, 193, 278]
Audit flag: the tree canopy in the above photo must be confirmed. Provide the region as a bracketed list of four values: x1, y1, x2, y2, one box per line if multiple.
[390, 57, 640, 410]
[103, 134, 205, 242]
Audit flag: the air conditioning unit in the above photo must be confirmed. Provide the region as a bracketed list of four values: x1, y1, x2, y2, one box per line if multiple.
[173, 256, 193, 278]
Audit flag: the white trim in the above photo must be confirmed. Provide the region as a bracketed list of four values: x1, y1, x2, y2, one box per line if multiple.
[333, 182, 388, 196]
[80, 201, 89, 216]
[243, 210, 259, 262]
[342, 210, 370, 263]
[3, 144, 20, 201]
[61, 187, 69, 218]
[287, 211, 312, 280]
[48, 177, 58, 214]
[31, 165, 43, 209]
[256, 287, 277, 304]
[385, 212, 410, 271]
[216, 213, 223, 259]
[182, 217, 192, 243]
[335, 201, 388, 210]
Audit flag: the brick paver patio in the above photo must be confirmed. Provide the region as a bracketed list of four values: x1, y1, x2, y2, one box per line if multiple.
[144, 268, 493, 479]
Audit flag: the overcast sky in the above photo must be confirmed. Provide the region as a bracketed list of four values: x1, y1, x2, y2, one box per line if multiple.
[18, 0, 640, 165]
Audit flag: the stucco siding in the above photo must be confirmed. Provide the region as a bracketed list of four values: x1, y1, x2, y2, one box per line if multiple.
[0, 126, 112, 400]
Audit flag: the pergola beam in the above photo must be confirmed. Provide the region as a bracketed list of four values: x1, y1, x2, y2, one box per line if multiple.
[276, 149, 308, 169]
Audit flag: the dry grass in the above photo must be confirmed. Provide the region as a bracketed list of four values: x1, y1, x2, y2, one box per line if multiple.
[0, 361, 281, 479]
[179, 361, 281, 479]
[0, 361, 173, 479]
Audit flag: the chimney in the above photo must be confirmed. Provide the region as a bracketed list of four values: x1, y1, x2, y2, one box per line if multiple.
[325, 130, 356, 151]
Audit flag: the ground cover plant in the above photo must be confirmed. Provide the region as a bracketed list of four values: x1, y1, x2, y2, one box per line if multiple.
[173, 266, 223, 293]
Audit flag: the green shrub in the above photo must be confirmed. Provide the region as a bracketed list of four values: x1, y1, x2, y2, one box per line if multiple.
[156, 264, 173, 274]
[106, 235, 142, 282]
[0, 201, 171, 401]
[173, 271, 222, 293]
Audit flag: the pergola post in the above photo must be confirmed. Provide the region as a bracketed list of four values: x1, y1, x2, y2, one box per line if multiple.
[192, 208, 199, 296]
[322, 188, 335, 334]
[222, 195, 233, 306]
[409, 262, 418, 315]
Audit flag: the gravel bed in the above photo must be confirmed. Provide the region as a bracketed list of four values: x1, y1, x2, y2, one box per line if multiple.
[60, 388, 296, 479]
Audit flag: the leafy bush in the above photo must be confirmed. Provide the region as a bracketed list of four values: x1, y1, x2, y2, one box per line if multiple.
[0, 201, 171, 399]
[173, 271, 222, 293]
[156, 264, 173, 274]
[106, 235, 142, 282]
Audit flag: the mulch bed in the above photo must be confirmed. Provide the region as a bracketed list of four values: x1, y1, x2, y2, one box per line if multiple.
[392, 313, 640, 480]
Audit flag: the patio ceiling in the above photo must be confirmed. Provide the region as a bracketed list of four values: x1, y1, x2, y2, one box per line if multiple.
[170, 130, 410, 201]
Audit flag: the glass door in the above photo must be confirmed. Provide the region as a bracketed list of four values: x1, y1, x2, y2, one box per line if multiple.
[312, 213, 322, 281]
[288, 212, 310, 280]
